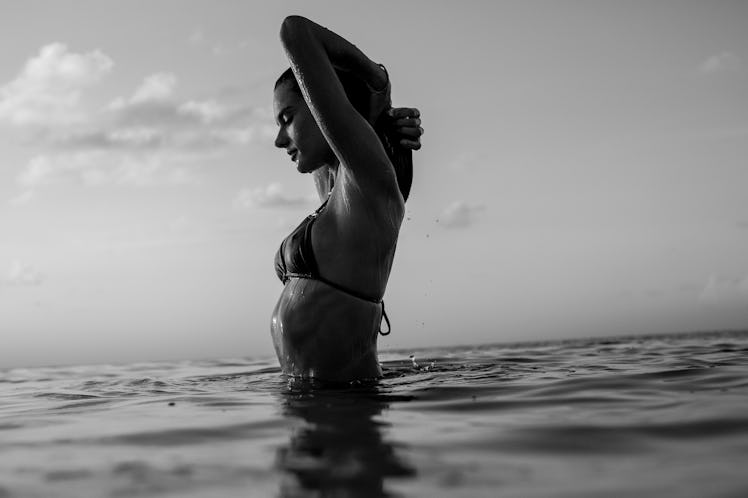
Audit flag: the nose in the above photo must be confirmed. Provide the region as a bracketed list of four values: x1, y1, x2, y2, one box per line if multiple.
[274, 126, 289, 149]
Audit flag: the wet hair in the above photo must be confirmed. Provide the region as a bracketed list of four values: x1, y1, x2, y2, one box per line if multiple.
[275, 67, 373, 118]
[274, 68, 412, 201]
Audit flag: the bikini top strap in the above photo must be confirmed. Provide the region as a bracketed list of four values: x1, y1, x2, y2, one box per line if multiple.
[310, 198, 328, 218]
[379, 301, 391, 336]
[307, 197, 392, 336]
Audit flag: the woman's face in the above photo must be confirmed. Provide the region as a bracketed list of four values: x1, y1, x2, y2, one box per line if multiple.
[273, 82, 335, 173]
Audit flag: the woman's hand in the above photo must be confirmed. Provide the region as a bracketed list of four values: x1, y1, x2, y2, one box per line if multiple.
[385, 107, 423, 150]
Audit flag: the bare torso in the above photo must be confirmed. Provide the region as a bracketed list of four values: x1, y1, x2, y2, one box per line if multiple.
[271, 168, 402, 381]
[271, 278, 383, 381]
[269, 16, 414, 382]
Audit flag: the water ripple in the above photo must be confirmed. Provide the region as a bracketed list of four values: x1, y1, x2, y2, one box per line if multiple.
[0, 330, 746, 497]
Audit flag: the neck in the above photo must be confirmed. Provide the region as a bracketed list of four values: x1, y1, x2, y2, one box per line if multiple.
[312, 163, 338, 202]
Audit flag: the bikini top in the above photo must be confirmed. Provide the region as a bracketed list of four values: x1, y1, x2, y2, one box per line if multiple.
[274, 200, 391, 334]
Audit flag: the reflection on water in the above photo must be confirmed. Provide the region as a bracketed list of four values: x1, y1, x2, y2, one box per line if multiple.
[276, 382, 416, 497]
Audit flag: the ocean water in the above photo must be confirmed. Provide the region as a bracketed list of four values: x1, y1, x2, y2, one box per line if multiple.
[1, 330, 747, 498]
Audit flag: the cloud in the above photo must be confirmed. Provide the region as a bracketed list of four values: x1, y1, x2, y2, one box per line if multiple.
[47, 121, 274, 153]
[7, 190, 35, 206]
[16, 152, 198, 188]
[178, 100, 226, 123]
[449, 152, 485, 172]
[4, 43, 278, 202]
[93, 74, 272, 150]
[189, 28, 207, 45]
[188, 27, 239, 56]
[109, 72, 177, 110]
[46, 127, 166, 151]
[2, 44, 274, 153]
[2, 43, 273, 148]
[233, 183, 313, 209]
[105, 73, 189, 129]
[5, 260, 44, 286]
[17, 155, 54, 187]
[698, 274, 748, 308]
[132, 73, 177, 103]
[700, 52, 742, 75]
[0, 43, 113, 126]
[437, 200, 486, 228]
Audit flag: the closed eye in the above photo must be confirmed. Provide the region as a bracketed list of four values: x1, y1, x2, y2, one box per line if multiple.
[276, 107, 293, 126]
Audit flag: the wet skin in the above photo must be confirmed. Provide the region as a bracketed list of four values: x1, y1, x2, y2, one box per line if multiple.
[271, 278, 383, 380]
[270, 82, 400, 381]
[269, 16, 423, 382]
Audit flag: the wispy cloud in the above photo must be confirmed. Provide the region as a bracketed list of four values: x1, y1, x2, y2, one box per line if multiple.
[178, 99, 227, 123]
[5, 260, 44, 286]
[233, 183, 313, 209]
[700, 52, 742, 75]
[437, 200, 486, 228]
[0, 46, 272, 149]
[17, 155, 53, 187]
[188, 28, 224, 54]
[698, 273, 748, 308]
[188, 27, 247, 56]
[3, 43, 276, 199]
[189, 28, 207, 46]
[16, 151, 198, 188]
[448, 152, 485, 172]
[109, 72, 177, 110]
[0, 43, 113, 126]
[72, 72, 271, 151]
[7, 190, 35, 206]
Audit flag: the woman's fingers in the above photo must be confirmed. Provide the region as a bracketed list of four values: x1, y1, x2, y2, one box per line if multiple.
[393, 117, 421, 127]
[396, 126, 423, 138]
[386, 107, 422, 150]
[399, 138, 421, 150]
[388, 107, 420, 119]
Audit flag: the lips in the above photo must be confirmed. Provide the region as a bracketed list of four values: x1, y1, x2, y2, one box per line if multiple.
[287, 149, 298, 162]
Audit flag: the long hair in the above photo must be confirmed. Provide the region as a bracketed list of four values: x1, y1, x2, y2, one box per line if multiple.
[275, 68, 412, 201]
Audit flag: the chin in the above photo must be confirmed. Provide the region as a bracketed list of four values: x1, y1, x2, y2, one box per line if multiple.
[296, 160, 322, 174]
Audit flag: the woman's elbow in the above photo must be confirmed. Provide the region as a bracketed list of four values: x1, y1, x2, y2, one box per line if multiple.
[280, 15, 310, 43]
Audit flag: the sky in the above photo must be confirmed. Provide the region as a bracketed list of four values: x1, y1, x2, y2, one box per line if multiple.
[1, 0, 747, 368]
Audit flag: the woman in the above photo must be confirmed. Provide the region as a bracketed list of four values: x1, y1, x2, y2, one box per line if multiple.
[270, 15, 423, 381]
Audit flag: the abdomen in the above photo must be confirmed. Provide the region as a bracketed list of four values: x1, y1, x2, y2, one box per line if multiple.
[270, 278, 382, 381]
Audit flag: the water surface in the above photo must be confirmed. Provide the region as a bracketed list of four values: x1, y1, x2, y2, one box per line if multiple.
[2, 330, 747, 497]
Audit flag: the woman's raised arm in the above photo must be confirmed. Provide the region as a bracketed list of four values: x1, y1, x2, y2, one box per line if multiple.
[280, 15, 398, 192]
